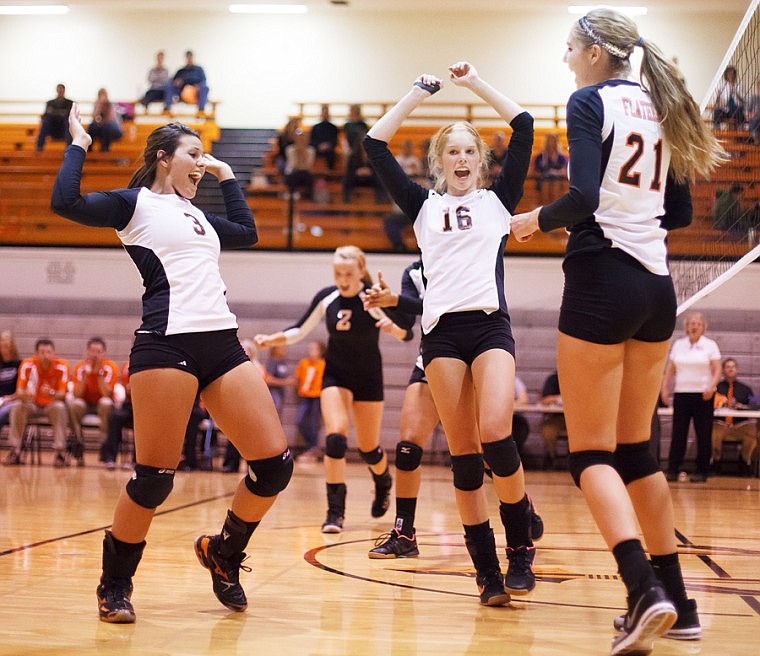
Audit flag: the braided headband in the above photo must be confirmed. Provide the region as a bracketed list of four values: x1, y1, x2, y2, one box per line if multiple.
[578, 16, 641, 59]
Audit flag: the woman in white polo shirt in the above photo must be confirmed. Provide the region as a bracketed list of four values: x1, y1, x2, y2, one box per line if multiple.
[661, 312, 722, 482]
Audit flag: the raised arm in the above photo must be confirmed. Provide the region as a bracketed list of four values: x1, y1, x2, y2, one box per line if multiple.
[367, 74, 442, 143]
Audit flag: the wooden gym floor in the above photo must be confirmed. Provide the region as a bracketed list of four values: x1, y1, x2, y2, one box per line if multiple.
[1, 457, 758, 655]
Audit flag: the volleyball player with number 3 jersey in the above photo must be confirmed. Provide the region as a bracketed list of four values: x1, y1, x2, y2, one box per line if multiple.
[365, 61, 539, 606]
[510, 8, 724, 655]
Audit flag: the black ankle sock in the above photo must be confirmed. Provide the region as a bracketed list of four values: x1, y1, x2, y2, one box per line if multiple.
[372, 467, 392, 488]
[651, 552, 688, 605]
[463, 521, 499, 573]
[219, 509, 258, 559]
[613, 539, 657, 601]
[499, 495, 532, 548]
[394, 497, 417, 536]
[102, 531, 146, 580]
[326, 482, 347, 513]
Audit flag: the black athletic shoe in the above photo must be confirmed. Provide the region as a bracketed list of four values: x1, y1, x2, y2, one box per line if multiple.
[97, 577, 135, 623]
[194, 534, 250, 611]
[371, 480, 392, 518]
[611, 584, 676, 655]
[368, 529, 419, 559]
[321, 510, 344, 534]
[614, 597, 701, 641]
[475, 569, 510, 606]
[505, 545, 536, 595]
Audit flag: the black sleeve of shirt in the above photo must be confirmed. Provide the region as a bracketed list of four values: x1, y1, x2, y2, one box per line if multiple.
[490, 111, 534, 213]
[538, 88, 603, 232]
[51, 145, 138, 230]
[659, 174, 692, 231]
[364, 135, 429, 222]
[398, 266, 424, 316]
[206, 180, 258, 248]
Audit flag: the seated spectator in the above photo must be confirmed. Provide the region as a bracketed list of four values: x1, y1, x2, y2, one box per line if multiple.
[294, 340, 326, 462]
[178, 396, 211, 471]
[309, 104, 339, 170]
[35, 83, 73, 152]
[487, 130, 508, 179]
[283, 129, 316, 199]
[343, 124, 385, 203]
[342, 103, 369, 156]
[532, 133, 568, 205]
[140, 50, 170, 110]
[68, 337, 119, 467]
[87, 88, 123, 152]
[540, 370, 566, 470]
[712, 65, 746, 129]
[164, 50, 209, 117]
[512, 375, 530, 458]
[712, 358, 758, 476]
[395, 139, 424, 180]
[264, 344, 292, 417]
[0, 330, 22, 435]
[5, 339, 69, 466]
[274, 117, 300, 177]
[100, 360, 132, 469]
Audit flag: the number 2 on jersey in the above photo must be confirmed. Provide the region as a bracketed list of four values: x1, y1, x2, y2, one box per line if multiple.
[618, 133, 663, 192]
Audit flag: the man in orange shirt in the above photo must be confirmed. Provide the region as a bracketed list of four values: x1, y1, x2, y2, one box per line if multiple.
[293, 340, 326, 463]
[5, 338, 69, 466]
[68, 337, 119, 467]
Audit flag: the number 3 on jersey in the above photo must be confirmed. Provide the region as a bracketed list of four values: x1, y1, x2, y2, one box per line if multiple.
[442, 206, 473, 232]
[618, 133, 663, 192]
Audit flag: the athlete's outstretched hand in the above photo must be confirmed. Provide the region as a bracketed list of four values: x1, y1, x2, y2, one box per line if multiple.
[68, 103, 92, 150]
[202, 153, 234, 182]
[448, 62, 480, 88]
[363, 271, 398, 309]
[413, 74, 442, 96]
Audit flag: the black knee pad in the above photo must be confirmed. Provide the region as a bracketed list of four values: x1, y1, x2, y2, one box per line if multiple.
[450, 453, 485, 491]
[359, 445, 384, 466]
[567, 450, 615, 488]
[614, 441, 660, 485]
[244, 448, 294, 497]
[482, 436, 521, 478]
[126, 463, 175, 509]
[324, 433, 347, 459]
[395, 441, 423, 471]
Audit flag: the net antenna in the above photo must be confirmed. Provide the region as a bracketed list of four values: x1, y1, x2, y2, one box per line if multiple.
[670, 0, 760, 316]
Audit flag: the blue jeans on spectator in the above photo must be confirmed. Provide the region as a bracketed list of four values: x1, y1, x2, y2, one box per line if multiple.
[296, 396, 321, 450]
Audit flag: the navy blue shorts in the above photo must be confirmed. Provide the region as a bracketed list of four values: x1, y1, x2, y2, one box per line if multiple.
[408, 359, 427, 386]
[129, 329, 250, 390]
[559, 249, 676, 344]
[322, 364, 384, 402]
[421, 310, 515, 368]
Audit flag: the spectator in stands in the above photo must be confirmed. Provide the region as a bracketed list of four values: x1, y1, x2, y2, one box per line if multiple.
[178, 396, 211, 471]
[273, 117, 300, 177]
[36, 83, 73, 152]
[661, 312, 722, 483]
[5, 338, 69, 466]
[532, 133, 568, 205]
[712, 183, 754, 235]
[264, 344, 292, 417]
[342, 103, 370, 156]
[293, 340, 326, 463]
[283, 129, 316, 200]
[712, 358, 758, 476]
[487, 130, 509, 179]
[69, 337, 119, 467]
[746, 78, 760, 145]
[165, 50, 209, 117]
[101, 360, 133, 469]
[87, 88, 123, 153]
[343, 124, 385, 203]
[0, 330, 22, 435]
[539, 370, 566, 470]
[309, 104, 339, 170]
[140, 50, 170, 111]
[712, 65, 746, 129]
